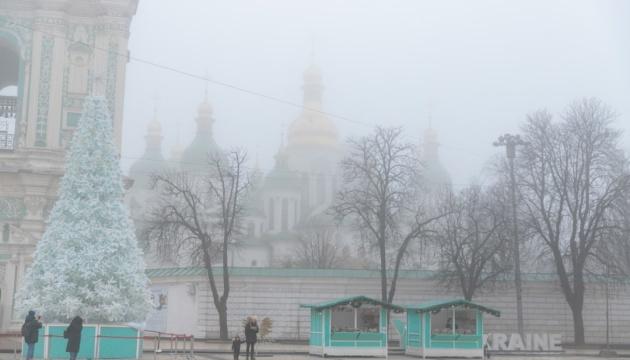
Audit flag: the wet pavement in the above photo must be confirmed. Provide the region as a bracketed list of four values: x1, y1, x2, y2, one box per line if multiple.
[193, 355, 624, 360]
[0, 336, 626, 360]
[0, 351, 624, 360]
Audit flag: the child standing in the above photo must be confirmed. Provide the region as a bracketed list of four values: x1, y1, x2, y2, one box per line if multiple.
[232, 335, 244, 360]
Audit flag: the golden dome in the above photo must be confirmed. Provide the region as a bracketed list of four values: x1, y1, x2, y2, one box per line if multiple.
[286, 63, 338, 148]
[288, 111, 338, 148]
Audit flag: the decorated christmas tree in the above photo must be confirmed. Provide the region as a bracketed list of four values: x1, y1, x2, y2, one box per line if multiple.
[16, 96, 151, 322]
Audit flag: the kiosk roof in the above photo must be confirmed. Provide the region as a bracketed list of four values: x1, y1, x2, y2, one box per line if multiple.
[300, 295, 404, 312]
[405, 299, 500, 317]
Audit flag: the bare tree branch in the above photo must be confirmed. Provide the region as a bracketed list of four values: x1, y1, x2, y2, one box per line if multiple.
[284, 216, 342, 269]
[517, 98, 630, 344]
[332, 126, 446, 305]
[433, 184, 512, 300]
[142, 149, 251, 340]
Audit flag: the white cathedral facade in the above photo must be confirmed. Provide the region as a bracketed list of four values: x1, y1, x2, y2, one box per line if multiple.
[127, 64, 451, 269]
[127, 64, 347, 268]
[0, 0, 450, 331]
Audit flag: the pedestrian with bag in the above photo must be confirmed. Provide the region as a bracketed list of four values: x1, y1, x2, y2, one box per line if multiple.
[21, 310, 42, 360]
[244, 316, 259, 360]
[64, 316, 83, 360]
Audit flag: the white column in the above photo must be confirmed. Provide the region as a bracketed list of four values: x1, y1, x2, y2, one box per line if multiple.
[1, 258, 17, 329]
[47, 24, 66, 149]
[275, 196, 282, 232]
[25, 32, 43, 147]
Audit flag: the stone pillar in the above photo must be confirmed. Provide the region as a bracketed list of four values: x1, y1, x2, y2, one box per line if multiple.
[0, 261, 7, 329]
[274, 196, 282, 233]
[45, 14, 66, 149]
[1, 255, 18, 329]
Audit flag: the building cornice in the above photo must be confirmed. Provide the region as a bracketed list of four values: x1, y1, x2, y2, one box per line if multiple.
[0, 0, 138, 19]
[0, 148, 65, 175]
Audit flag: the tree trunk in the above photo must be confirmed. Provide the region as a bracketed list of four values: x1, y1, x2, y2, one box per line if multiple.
[570, 302, 585, 345]
[204, 249, 230, 340]
[218, 302, 229, 340]
[463, 285, 473, 301]
[379, 239, 387, 303]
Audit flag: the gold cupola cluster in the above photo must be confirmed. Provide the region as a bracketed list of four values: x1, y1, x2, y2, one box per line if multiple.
[287, 64, 339, 148]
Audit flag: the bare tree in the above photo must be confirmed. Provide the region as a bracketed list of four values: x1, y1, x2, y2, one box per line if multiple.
[144, 149, 250, 340]
[596, 191, 630, 276]
[517, 98, 630, 344]
[333, 126, 445, 304]
[433, 184, 512, 300]
[285, 216, 341, 269]
[613, 195, 630, 274]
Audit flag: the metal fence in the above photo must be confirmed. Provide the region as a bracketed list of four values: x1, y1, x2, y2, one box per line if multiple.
[0, 329, 195, 360]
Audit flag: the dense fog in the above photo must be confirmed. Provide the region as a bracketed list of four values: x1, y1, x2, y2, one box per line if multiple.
[122, 0, 630, 185]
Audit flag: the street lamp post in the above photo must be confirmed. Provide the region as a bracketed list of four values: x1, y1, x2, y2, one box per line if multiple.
[599, 264, 617, 357]
[229, 239, 237, 268]
[494, 133, 527, 337]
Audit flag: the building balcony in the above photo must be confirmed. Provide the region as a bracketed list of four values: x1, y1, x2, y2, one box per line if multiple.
[0, 96, 17, 151]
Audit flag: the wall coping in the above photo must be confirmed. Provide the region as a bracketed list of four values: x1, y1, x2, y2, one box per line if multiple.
[145, 266, 630, 284]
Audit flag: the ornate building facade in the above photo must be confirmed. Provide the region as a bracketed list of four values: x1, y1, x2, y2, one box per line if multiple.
[127, 64, 346, 268]
[128, 63, 452, 269]
[234, 64, 345, 266]
[0, 0, 138, 329]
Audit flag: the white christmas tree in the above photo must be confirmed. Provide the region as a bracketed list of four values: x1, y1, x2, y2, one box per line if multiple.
[16, 96, 151, 322]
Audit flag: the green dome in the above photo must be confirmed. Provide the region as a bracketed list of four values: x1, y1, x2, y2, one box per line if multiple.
[180, 96, 220, 172]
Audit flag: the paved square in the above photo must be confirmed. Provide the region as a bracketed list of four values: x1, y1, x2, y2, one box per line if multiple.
[192, 354, 621, 360]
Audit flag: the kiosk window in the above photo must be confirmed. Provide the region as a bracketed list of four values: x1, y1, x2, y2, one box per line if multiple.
[331, 305, 381, 332]
[430, 308, 452, 335]
[455, 309, 476, 334]
[430, 307, 477, 335]
[331, 305, 354, 332]
[357, 307, 380, 332]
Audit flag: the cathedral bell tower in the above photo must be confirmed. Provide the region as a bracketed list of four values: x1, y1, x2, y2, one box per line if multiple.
[0, 0, 139, 330]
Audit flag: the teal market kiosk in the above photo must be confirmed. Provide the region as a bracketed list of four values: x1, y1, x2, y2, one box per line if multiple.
[405, 299, 500, 359]
[301, 296, 404, 358]
[23, 324, 142, 359]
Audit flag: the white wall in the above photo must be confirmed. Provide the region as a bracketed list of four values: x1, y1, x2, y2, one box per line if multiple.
[150, 270, 630, 345]
[146, 283, 198, 336]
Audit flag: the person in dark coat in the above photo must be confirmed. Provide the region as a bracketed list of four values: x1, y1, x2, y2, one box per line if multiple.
[231, 335, 245, 360]
[22, 310, 43, 360]
[244, 316, 259, 360]
[64, 316, 83, 360]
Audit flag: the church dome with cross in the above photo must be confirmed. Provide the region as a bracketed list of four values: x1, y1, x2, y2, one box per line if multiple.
[180, 93, 221, 172]
[287, 64, 339, 149]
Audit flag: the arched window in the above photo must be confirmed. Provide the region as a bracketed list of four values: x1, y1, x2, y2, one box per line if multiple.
[317, 173, 326, 205]
[281, 198, 289, 232]
[247, 222, 255, 237]
[2, 224, 9, 242]
[0, 34, 21, 151]
[268, 198, 275, 231]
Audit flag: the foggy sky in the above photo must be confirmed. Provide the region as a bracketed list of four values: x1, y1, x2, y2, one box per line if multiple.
[121, 0, 630, 186]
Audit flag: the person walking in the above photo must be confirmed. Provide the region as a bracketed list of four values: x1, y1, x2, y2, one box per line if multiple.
[231, 335, 244, 360]
[244, 316, 259, 360]
[64, 316, 83, 360]
[21, 310, 42, 360]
